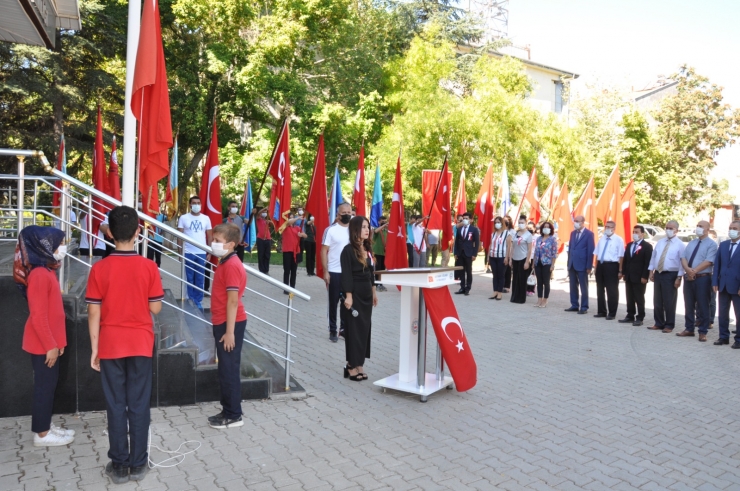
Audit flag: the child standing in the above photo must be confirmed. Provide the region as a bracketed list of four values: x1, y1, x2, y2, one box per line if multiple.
[86, 206, 164, 484]
[15, 226, 75, 447]
[207, 223, 247, 429]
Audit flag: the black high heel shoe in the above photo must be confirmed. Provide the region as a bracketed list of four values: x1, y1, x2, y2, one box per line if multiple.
[345, 365, 363, 381]
[343, 365, 350, 379]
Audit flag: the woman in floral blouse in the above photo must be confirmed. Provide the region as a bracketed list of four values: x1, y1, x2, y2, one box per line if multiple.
[532, 220, 559, 308]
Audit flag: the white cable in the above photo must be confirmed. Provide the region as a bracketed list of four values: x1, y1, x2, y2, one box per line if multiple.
[147, 427, 201, 469]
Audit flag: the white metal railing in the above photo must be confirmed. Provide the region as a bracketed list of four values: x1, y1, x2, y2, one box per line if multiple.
[0, 148, 309, 391]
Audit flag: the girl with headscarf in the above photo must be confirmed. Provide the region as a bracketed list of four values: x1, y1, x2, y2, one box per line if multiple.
[14, 226, 75, 447]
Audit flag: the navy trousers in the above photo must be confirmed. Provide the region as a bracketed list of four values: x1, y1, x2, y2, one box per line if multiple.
[490, 256, 506, 293]
[100, 357, 152, 468]
[328, 272, 346, 334]
[683, 275, 711, 334]
[30, 354, 59, 434]
[213, 320, 247, 419]
[256, 238, 271, 273]
[717, 289, 740, 341]
[568, 267, 589, 310]
[653, 271, 678, 329]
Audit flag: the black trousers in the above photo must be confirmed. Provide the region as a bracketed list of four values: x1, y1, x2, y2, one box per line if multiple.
[235, 244, 245, 262]
[459, 255, 473, 292]
[595, 261, 620, 316]
[653, 271, 679, 328]
[146, 241, 163, 267]
[454, 255, 463, 281]
[256, 238, 271, 273]
[78, 248, 105, 257]
[490, 256, 506, 292]
[328, 272, 346, 334]
[510, 258, 529, 304]
[504, 264, 512, 290]
[213, 320, 246, 419]
[624, 281, 646, 321]
[100, 356, 152, 468]
[304, 241, 316, 275]
[535, 262, 552, 299]
[283, 252, 297, 289]
[30, 354, 59, 434]
[406, 243, 414, 269]
[203, 261, 213, 292]
[375, 254, 385, 285]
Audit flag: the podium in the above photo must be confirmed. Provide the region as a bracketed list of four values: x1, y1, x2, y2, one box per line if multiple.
[374, 267, 458, 402]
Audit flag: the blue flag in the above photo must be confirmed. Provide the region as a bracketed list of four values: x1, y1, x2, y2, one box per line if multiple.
[242, 177, 257, 252]
[370, 164, 383, 227]
[329, 166, 344, 223]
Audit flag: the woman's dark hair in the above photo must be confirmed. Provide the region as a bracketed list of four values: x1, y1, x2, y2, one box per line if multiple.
[541, 221, 555, 235]
[348, 216, 373, 267]
[504, 216, 513, 229]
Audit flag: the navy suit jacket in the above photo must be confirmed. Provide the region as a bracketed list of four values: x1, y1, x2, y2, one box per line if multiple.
[712, 240, 740, 294]
[454, 225, 480, 258]
[567, 228, 595, 272]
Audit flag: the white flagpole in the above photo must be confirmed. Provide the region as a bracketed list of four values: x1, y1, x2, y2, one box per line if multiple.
[122, 0, 142, 207]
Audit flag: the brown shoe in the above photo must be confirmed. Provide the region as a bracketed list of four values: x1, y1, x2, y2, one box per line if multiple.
[676, 330, 695, 337]
[647, 325, 663, 330]
[699, 334, 707, 342]
[662, 327, 673, 333]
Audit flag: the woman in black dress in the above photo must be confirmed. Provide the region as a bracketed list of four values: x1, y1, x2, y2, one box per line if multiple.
[340, 216, 378, 381]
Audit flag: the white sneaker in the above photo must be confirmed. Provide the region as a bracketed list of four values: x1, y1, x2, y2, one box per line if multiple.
[50, 423, 75, 437]
[34, 431, 74, 447]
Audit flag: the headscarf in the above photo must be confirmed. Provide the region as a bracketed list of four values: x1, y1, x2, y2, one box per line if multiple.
[13, 225, 65, 298]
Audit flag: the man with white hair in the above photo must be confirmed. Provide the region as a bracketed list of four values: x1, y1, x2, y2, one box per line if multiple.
[647, 220, 685, 333]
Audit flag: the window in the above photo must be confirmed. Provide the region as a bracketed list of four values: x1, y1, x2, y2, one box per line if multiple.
[554, 81, 564, 114]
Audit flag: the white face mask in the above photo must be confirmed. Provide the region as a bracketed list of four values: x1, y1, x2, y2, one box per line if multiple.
[191, 204, 201, 214]
[462, 219, 470, 226]
[574, 222, 582, 230]
[729, 230, 739, 240]
[211, 242, 229, 257]
[666, 229, 675, 238]
[260, 212, 267, 218]
[230, 207, 238, 215]
[633, 233, 641, 242]
[542, 227, 551, 235]
[518, 222, 526, 230]
[298, 210, 304, 216]
[53, 245, 67, 261]
[695, 227, 704, 236]
[494, 223, 502, 230]
[605, 228, 614, 237]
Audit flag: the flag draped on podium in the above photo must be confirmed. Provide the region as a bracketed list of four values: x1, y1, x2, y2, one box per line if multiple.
[422, 287, 477, 392]
[305, 135, 330, 279]
[385, 156, 408, 273]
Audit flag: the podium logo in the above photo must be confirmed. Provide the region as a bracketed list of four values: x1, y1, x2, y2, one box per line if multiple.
[428, 275, 434, 283]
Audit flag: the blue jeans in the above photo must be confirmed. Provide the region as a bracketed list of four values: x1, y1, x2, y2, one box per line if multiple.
[683, 275, 711, 334]
[569, 267, 589, 310]
[185, 253, 206, 303]
[213, 320, 247, 419]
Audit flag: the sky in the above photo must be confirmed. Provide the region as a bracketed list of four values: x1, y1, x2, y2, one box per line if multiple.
[504, 0, 740, 190]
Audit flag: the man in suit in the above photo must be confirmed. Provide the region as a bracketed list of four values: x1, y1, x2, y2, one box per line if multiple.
[454, 212, 480, 296]
[564, 215, 595, 314]
[712, 220, 740, 347]
[648, 220, 685, 332]
[677, 220, 717, 342]
[619, 225, 653, 326]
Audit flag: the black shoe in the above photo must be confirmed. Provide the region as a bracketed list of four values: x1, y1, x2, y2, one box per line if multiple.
[339, 330, 345, 339]
[593, 314, 606, 318]
[209, 416, 244, 429]
[606, 316, 615, 320]
[455, 290, 465, 295]
[105, 462, 129, 484]
[714, 339, 730, 345]
[732, 342, 740, 349]
[632, 321, 643, 326]
[564, 307, 579, 312]
[578, 310, 588, 315]
[464, 291, 470, 296]
[618, 318, 634, 324]
[208, 411, 225, 423]
[129, 465, 149, 481]
[330, 333, 338, 343]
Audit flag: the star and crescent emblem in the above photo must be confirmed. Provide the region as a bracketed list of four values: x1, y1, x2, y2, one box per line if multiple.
[441, 316, 466, 352]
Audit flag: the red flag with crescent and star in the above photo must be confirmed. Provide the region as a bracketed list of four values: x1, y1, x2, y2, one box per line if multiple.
[385, 156, 408, 273]
[353, 145, 366, 217]
[267, 120, 291, 228]
[422, 287, 477, 392]
[305, 135, 330, 279]
[199, 119, 222, 238]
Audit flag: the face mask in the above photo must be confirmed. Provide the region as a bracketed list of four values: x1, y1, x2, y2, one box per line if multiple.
[695, 227, 704, 236]
[53, 245, 67, 262]
[574, 222, 582, 230]
[191, 204, 201, 214]
[230, 207, 238, 214]
[462, 219, 470, 226]
[298, 210, 304, 216]
[211, 242, 229, 257]
[309, 217, 314, 222]
[605, 228, 614, 237]
[666, 229, 675, 238]
[494, 223, 502, 230]
[729, 230, 739, 240]
[261, 212, 267, 218]
[340, 214, 351, 224]
[518, 223, 526, 230]
[542, 227, 551, 235]
[633, 233, 641, 242]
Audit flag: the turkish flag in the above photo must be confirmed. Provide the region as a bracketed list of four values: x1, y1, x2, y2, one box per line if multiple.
[516, 167, 540, 223]
[595, 164, 624, 240]
[453, 169, 467, 215]
[552, 180, 572, 253]
[267, 120, 291, 228]
[474, 163, 495, 255]
[131, 0, 173, 217]
[621, 179, 637, 240]
[199, 120, 222, 231]
[305, 135, 330, 279]
[421, 169, 451, 230]
[422, 287, 477, 392]
[353, 146, 366, 217]
[539, 175, 559, 215]
[108, 136, 121, 201]
[92, 106, 109, 246]
[425, 159, 454, 251]
[573, 177, 598, 232]
[385, 156, 408, 273]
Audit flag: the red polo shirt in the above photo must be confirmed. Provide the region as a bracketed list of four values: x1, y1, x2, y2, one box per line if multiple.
[256, 217, 271, 240]
[23, 267, 67, 355]
[211, 253, 247, 325]
[85, 250, 164, 359]
[282, 226, 301, 258]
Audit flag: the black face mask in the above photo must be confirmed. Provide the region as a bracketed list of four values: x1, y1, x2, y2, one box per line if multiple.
[340, 214, 351, 224]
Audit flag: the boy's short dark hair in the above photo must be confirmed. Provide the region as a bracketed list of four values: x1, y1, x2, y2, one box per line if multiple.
[109, 206, 139, 242]
[189, 196, 200, 204]
[213, 223, 241, 244]
[462, 212, 472, 219]
[228, 200, 238, 206]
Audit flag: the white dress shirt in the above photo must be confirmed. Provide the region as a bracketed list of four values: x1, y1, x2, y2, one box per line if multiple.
[595, 234, 624, 263]
[648, 237, 686, 275]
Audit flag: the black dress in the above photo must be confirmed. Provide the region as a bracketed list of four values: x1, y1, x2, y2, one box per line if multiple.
[340, 244, 374, 367]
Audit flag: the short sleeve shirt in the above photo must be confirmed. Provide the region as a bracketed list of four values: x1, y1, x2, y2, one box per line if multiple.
[211, 253, 247, 325]
[85, 251, 164, 359]
[682, 238, 718, 275]
[177, 213, 212, 254]
[224, 215, 245, 241]
[322, 224, 350, 273]
[511, 231, 533, 261]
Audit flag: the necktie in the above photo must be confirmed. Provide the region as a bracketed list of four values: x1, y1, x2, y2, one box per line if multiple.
[687, 239, 702, 268]
[632, 241, 638, 256]
[462, 227, 468, 239]
[599, 237, 610, 262]
[657, 239, 671, 273]
[576, 231, 581, 243]
[730, 242, 737, 258]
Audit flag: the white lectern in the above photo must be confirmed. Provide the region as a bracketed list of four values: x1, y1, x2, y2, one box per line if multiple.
[374, 267, 458, 402]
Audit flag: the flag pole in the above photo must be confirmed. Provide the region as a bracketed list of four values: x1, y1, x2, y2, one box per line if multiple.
[424, 151, 449, 228]
[122, 0, 141, 208]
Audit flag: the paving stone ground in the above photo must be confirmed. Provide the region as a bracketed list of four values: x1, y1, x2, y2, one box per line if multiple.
[2, 260, 740, 491]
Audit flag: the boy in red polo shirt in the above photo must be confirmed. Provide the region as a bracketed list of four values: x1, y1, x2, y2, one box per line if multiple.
[207, 223, 247, 429]
[86, 206, 164, 484]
